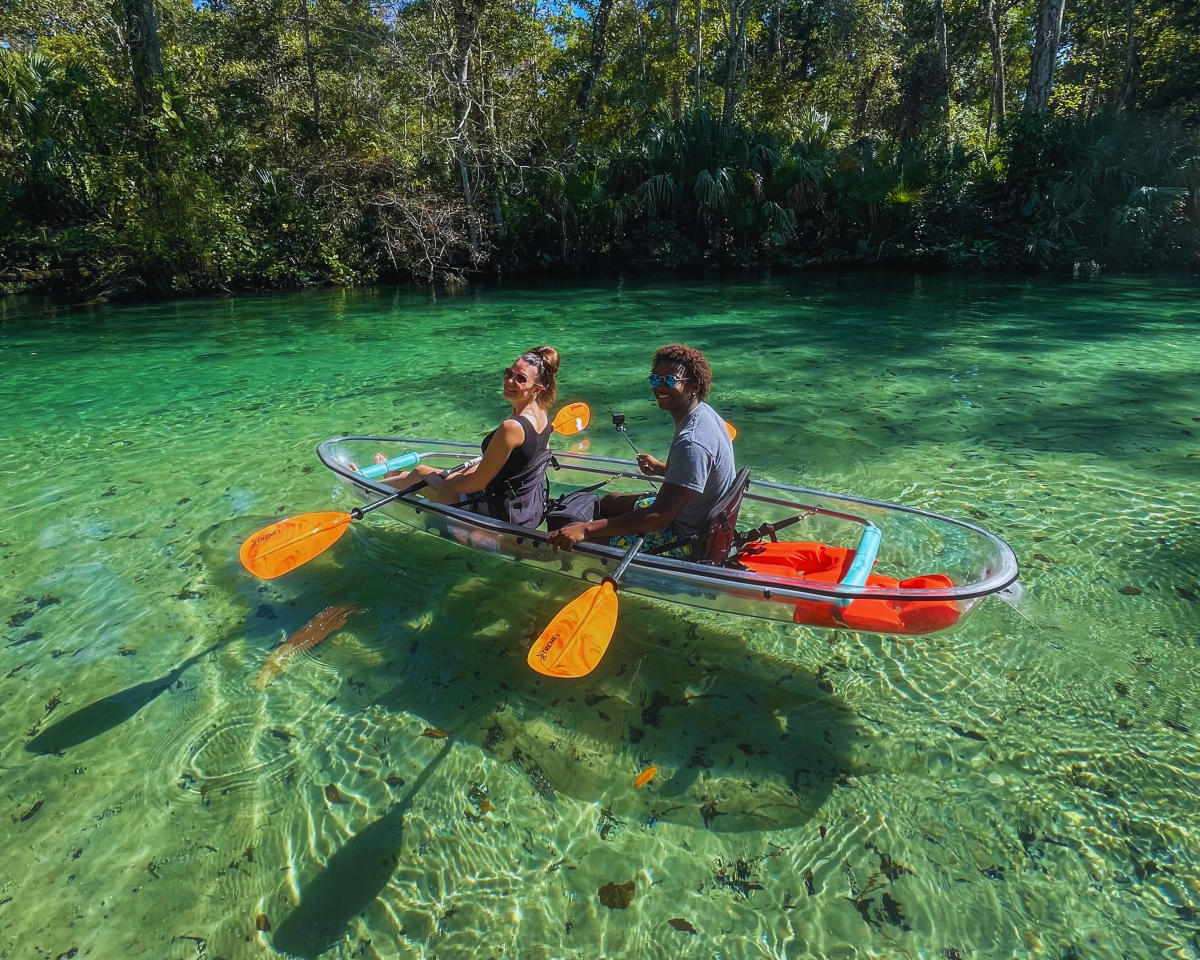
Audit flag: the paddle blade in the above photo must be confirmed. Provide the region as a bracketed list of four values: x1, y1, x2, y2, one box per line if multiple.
[239, 511, 352, 579]
[553, 402, 591, 437]
[724, 420, 737, 441]
[528, 580, 617, 678]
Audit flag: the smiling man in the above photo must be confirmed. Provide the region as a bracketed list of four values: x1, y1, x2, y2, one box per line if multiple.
[547, 343, 736, 559]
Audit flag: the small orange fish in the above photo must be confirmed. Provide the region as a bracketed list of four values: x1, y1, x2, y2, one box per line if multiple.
[633, 766, 658, 788]
[422, 727, 451, 739]
[255, 604, 362, 690]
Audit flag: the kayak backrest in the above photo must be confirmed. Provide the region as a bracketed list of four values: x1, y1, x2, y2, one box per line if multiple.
[696, 467, 752, 564]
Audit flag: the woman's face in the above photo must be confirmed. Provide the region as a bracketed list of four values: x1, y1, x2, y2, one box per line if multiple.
[502, 358, 542, 404]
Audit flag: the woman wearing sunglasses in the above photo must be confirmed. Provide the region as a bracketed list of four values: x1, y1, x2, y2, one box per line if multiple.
[548, 343, 735, 558]
[370, 346, 560, 527]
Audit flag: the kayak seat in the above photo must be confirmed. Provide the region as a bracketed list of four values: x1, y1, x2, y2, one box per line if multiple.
[643, 467, 752, 564]
[697, 466, 752, 563]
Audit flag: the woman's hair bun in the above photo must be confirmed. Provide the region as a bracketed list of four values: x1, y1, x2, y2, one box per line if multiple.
[522, 345, 560, 408]
[531, 345, 559, 377]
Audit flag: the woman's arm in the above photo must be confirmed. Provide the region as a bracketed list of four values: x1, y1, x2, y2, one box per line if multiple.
[428, 419, 523, 496]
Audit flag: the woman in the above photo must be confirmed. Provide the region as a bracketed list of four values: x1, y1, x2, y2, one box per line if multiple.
[548, 343, 734, 557]
[372, 345, 560, 527]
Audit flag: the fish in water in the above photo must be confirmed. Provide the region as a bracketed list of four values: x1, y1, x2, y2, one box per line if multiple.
[255, 605, 363, 690]
[633, 766, 658, 788]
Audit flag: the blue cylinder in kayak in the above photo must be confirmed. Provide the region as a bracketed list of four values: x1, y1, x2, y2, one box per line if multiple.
[837, 524, 882, 607]
[358, 451, 420, 480]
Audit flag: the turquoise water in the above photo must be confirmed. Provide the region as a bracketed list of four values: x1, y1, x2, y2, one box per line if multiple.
[1, 272, 1198, 959]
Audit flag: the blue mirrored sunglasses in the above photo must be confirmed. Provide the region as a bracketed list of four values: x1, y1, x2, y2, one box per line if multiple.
[648, 373, 691, 388]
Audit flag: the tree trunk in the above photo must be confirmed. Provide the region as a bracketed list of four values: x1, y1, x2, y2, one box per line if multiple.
[983, 0, 1006, 145]
[474, 38, 505, 238]
[1024, 0, 1066, 113]
[695, 0, 703, 108]
[564, 0, 615, 160]
[854, 67, 878, 137]
[670, 0, 681, 121]
[1115, 0, 1137, 113]
[298, 0, 321, 135]
[720, 0, 754, 133]
[449, 0, 486, 252]
[933, 0, 949, 109]
[122, 0, 163, 115]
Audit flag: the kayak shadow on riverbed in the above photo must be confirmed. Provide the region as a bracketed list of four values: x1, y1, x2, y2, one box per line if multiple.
[209, 513, 867, 838]
[227, 524, 870, 957]
[265, 570, 865, 958]
[359, 564, 868, 835]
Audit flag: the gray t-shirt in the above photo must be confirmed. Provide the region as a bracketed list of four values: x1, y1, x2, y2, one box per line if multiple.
[663, 402, 737, 537]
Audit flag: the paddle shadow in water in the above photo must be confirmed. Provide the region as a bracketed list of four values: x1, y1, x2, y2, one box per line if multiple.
[269, 738, 454, 959]
[25, 641, 221, 755]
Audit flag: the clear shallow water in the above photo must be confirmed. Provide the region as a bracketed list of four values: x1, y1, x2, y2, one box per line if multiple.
[1, 272, 1198, 959]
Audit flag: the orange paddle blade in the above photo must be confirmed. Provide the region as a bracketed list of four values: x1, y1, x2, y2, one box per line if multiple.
[239, 511, 352, 579]
[553, 402, 591, 437]
[528, 580, 617, 678]
[724, 420, 737, 441]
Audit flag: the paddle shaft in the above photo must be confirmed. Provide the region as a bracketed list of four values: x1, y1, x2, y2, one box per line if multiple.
[608, 535, 645, 584]
[250, 458, 476, 567]
[350, 456, 479, 521]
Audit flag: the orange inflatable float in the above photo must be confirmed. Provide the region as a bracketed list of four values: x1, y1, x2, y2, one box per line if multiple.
[734, 541, 962, 635]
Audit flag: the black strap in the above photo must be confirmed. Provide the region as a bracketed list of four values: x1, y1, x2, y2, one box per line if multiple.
[731, 508, 815, 551]
[461, 447, 553, 520]
[643, 535, 697, 558]
[488, 447, 552, 515]
[543, 476, 614, 518]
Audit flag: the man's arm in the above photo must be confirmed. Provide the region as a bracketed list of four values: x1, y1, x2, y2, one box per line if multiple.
[548, 483, 694, 550]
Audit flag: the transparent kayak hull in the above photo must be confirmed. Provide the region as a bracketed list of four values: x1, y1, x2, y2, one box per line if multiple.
[317, 437, 1020, 636]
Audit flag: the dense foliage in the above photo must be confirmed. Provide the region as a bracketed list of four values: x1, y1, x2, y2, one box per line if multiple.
[2, 0, 1197, 293]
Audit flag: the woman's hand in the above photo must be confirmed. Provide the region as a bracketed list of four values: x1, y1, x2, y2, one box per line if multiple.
[636, 453, 666, 476]
[548, 523, 588, 551]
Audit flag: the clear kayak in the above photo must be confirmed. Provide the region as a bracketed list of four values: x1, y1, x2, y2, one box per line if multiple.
[317, 437, 1019, 636]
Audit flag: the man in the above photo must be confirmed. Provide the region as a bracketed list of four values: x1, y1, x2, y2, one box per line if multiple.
[548, 343, 735, 558]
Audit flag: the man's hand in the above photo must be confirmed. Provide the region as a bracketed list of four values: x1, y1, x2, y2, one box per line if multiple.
[636, 453, 666, 476]
[548, 523, 589, 551]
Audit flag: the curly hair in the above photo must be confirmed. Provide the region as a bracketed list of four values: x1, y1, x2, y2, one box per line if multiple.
[652, 343, 712, 401]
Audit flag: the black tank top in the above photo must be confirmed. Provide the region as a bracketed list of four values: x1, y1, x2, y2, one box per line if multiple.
[470, 416, 553, 526]
[481, 417, 552, 486]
